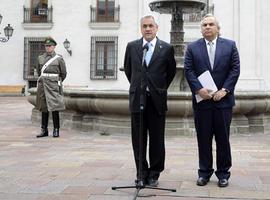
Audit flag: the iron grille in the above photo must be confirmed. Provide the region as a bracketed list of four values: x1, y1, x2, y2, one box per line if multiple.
[23, 37, 46, 83]
[90, 36, 118, 80]
[23, 6, 53, 23]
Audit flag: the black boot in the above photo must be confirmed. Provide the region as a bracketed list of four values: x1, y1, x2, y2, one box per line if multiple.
[37, 112, 49, 138]
[36, 128, 48, 138]
[52, 111, 60, 137]
[53, 128, 59, 137]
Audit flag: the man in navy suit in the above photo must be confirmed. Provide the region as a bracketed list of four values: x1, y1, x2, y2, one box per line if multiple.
[124, 15, 176, 187]
[184, 14, 240, 187]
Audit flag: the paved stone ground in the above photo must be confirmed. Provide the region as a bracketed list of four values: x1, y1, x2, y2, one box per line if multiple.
[0, 96, 270, 200]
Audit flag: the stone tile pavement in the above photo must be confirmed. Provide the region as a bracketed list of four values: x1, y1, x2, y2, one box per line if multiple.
[0, 96, 270, 200]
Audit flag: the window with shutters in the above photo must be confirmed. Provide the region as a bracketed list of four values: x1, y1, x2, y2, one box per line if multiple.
[31, 0, 49, 22]
[90, 36, 118, 80]
[23, 37, 46, 87]
[97, 0, 115, 22]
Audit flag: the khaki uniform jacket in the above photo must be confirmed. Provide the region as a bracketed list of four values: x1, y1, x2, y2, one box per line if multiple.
[36, 52, 67, 112]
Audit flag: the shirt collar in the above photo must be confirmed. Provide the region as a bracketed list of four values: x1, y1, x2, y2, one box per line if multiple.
[205, 37, 217, 45]
[143, 37, 157, 49]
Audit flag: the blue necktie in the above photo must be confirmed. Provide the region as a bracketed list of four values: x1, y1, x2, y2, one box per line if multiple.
[145, 42, 153, 66]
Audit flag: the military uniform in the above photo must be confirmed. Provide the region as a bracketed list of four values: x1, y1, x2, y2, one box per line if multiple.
[36, 37, 67, 138]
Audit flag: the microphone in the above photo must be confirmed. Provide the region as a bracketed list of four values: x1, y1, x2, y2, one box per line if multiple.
[142, 44, 149, 66]
[140, 44, 149, 107]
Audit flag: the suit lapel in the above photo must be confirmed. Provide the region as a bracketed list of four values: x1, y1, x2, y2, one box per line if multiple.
[198, 39, 212, 71]
[135, 38, 143, 61]
[148, 38, 161, 67]
[213, 37, 224, 70]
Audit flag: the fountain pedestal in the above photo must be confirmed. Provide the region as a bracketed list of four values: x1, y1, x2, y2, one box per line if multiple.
[149, 0, 206, 91]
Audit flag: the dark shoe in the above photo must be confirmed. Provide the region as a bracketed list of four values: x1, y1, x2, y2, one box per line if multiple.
[36, 128, 48, 138]
[147, 178, 159, 187]
[218, 179, 228, 187]
[135, 179, 147, 187]
[196, 177, 209, 186]
[53, 128, 59, 137]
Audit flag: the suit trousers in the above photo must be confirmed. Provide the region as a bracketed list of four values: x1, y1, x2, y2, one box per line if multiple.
[131, 94, 166, 180]
[41, 111, 60, 129]
[194, 107, 232, 180]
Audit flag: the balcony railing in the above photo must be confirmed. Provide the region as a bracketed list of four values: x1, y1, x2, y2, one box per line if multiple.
[23, 6, 53, 23]
[90, 5, 120, 23]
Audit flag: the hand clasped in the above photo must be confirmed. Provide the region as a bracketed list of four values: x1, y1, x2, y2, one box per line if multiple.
[213, 89, 227, 101]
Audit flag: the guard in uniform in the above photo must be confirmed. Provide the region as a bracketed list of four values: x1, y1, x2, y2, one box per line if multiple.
[35, 37, 67, 138]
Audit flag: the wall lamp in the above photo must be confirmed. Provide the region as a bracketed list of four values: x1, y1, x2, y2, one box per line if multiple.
[0, 14, 14, 43]
[63, 38, 72, 56]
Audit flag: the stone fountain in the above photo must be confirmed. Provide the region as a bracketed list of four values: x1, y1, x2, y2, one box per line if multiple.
[27, 0, 270, 135]
[149, 0, 206, 91]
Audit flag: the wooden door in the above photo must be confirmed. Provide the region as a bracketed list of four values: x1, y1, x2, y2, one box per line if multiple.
[31, 0, 48, 22]
[97, 0, 115, 22]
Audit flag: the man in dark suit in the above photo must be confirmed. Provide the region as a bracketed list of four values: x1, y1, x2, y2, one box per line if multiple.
[124, 15, 176, 187]
[184, 14, 240, 187]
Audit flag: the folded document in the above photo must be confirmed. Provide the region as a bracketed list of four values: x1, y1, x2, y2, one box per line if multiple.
[195, 70, 218, 103]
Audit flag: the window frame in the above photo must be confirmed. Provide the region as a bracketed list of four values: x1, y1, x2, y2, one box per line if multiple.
[96, 0, 115, 22]
[23, 37, 46, 81]
[90, 36, 118, 80]
[30, 0, 48, 22]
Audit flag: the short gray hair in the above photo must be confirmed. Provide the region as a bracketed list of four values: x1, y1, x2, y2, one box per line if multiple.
[201, 13, 220, 30]
[140, 15, 158, 26]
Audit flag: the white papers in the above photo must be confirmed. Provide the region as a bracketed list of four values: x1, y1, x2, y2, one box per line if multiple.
[195, 70, 218, 103]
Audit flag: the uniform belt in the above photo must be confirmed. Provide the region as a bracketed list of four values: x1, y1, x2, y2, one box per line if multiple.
[41, 73, 58, 77]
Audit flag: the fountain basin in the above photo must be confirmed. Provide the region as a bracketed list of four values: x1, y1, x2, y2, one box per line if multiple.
[28, 88, 270, 135]
[149, 0, 206, 14]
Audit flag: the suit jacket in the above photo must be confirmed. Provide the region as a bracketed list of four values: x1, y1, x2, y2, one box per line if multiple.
[124, 37, 176, 114]
[184, 37, 240, 110]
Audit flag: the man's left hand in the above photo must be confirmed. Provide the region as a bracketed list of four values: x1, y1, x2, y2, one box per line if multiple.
[213, 89, 227, 101]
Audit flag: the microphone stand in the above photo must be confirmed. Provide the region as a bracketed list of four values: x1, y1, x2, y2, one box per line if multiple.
[111, 45, 176, 199]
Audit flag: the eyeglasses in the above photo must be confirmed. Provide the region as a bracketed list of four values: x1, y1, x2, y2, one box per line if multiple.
[45, 45, 52, 47]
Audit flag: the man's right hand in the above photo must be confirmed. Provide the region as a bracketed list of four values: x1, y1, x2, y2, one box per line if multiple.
[197, 88, 213, 100]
